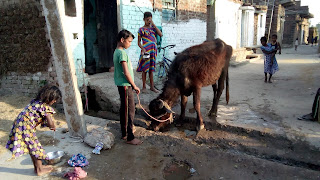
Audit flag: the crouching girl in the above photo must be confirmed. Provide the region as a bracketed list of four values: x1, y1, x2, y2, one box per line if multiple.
[6, 84, 61, 176]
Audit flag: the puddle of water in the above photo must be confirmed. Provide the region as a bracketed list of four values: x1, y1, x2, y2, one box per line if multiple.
[163, 161, 192, 180]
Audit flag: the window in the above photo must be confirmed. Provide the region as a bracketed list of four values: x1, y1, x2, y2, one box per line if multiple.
[162, 0, 176, 22]
[65, 0, 77, 17]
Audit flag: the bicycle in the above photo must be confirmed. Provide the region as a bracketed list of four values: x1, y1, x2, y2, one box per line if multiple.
[157, 44, 176, 81]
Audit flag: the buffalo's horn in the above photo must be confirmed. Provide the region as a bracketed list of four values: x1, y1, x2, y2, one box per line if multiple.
[159, 99, 175, 114]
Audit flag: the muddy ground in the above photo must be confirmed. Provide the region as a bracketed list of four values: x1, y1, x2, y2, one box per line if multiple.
[1, 45, 320, 180]
[1, 95, 320, 180]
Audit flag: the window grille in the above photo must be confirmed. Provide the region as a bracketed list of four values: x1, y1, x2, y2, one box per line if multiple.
[162, 0, 176, 22]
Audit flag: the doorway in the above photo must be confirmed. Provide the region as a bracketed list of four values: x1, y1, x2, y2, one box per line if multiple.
[84, 0, 118, 74]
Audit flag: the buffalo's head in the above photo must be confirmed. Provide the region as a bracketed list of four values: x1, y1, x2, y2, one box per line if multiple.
[148, 99, 175, 131]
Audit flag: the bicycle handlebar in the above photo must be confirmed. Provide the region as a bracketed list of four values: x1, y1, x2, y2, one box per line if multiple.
[160, 44, 176, 50]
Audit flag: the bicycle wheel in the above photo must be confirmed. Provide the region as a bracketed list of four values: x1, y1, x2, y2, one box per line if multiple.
[157, 63, 166, 80]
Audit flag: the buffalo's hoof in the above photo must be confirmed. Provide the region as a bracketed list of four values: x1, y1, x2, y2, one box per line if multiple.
[207, 111, 217, 117]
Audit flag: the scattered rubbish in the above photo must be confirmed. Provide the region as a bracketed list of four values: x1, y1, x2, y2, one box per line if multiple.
[184, 130, 197, 138]
[68, 154, 89, 167]
[62, 128, 69, 133]
[163, 153, 174, 157]
[84, 129, 115, 150]
[92, 142, 104, 154]
[64, 167, 88, 180]
[163, 161, 192, 180]
[190, 167, 196, 174]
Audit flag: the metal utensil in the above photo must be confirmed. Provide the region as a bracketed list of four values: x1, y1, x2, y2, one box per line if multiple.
[47, 151, 64, 165]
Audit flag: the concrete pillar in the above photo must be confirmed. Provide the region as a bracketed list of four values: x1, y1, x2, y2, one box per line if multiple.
[41, 0, 87, 137]
[207, 1, 216, 40]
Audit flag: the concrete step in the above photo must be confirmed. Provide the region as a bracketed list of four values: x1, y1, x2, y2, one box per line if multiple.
[87, 72, 159, 114]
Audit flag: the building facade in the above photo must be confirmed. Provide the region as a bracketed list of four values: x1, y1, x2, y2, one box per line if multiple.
[282, 0, 313, 47]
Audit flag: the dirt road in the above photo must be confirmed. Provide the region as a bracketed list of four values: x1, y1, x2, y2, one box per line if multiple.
[0, 45, 319, 180]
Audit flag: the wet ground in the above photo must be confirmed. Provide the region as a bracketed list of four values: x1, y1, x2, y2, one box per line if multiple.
[0, 45, 320, 179]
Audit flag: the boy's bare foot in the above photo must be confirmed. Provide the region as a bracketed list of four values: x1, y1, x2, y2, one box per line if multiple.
[126, 138, 143, 145]
[150, 88, 159, 93]
[37, 165, 53, 176]
[141, 88, 148, 93]
[121, 136, 127, 140]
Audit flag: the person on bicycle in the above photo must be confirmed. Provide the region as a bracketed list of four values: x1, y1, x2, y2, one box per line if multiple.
[137, 12, 163, 93]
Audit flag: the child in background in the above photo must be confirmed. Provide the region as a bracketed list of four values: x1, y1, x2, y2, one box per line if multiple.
[295, 38, 299, 51]
[113, 29, 142, 145]
[260, 37, 278, 83]
[6, 84, 61, 176]
[137, 12, 163, 93]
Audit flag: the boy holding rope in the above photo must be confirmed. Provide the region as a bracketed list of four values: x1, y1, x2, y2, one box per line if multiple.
[113, 29, 142, 145]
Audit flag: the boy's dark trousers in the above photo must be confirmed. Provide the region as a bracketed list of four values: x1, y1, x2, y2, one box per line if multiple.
[117, 86, 135, 141]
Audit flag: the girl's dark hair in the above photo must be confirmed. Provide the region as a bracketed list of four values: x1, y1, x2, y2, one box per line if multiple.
[260, 36, 267, 42]
[272, 34, 277, 38]
[117, 29, 135, 42]
[144, 12, 152, 19]
[35, 84, 62, 104]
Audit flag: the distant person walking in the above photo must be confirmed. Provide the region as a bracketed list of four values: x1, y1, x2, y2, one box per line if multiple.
[311, 36, 314, 46]
[314, 36, 318, 45]
[295, 38, 299, 51]
[260, 37, 278, 83]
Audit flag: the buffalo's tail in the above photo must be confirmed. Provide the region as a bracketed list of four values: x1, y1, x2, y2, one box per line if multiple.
[226, 69, 229, 105]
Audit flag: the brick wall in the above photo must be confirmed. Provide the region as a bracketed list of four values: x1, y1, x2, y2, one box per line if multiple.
[282, 14, 296, 47]
[0, 0, 57, 96]
[177, 0, 207, 21]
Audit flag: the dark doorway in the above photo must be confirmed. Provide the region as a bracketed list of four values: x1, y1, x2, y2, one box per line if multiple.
[84, 0, 118, 74]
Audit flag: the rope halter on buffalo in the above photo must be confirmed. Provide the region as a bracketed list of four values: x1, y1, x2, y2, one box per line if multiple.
[136, 94, 174, 123]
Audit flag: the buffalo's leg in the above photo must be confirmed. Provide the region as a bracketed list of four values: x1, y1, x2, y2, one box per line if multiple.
[208, 83, 217, 117]
[176, 95, 188, 127]
[193, 87, 204, 131]
[210, 71, 226, 117]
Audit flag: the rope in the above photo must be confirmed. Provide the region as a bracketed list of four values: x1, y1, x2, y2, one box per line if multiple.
[136, 94, 173, 123]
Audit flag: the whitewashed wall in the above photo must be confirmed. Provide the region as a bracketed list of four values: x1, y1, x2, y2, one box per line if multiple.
[215, 0, 241, 49]
[256, 12, 266, 45]
[120, 0, 161, 67]
[119, 0, 206, 67]
[161, 19, 206, 60]
[240, 6, 255, 47]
